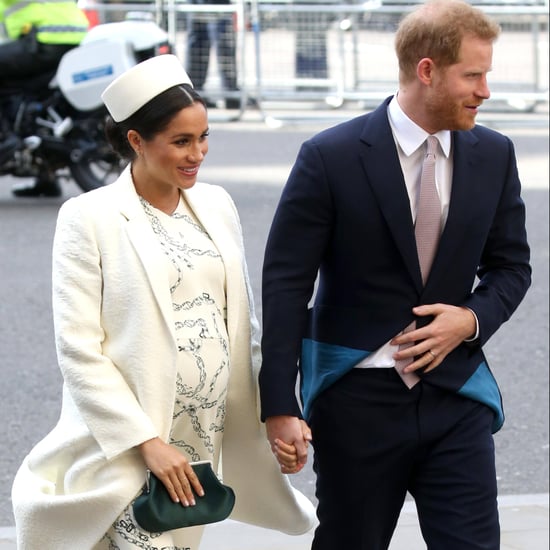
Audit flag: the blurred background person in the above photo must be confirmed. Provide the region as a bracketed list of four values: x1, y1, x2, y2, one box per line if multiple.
[186, 0, 241, 109]
[293, 0, 331, 91]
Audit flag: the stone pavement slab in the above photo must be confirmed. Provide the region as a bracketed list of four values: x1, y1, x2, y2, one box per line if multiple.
[203, 494, 550, 550]
[1, 494, 547, 550]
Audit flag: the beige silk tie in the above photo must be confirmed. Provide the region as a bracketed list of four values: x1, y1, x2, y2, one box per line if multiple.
[396, 136, 441, 388]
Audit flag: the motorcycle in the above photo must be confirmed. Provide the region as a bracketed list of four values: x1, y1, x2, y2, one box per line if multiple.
[0, 12, 172, 194]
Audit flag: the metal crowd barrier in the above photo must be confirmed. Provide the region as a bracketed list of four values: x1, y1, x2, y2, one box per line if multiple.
[79, 1, 549, 123]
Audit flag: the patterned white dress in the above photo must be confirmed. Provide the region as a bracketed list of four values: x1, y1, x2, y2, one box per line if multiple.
[97, 193, 229, 550]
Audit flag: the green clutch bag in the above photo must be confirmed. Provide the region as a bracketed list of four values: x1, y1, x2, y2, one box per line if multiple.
[133, 460, 235, 532]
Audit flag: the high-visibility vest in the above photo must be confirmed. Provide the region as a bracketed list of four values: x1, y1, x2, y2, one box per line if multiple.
[0, 0, 89, 44]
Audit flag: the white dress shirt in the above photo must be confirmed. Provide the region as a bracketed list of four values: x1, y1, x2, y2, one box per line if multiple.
[355, 95, 452, 369]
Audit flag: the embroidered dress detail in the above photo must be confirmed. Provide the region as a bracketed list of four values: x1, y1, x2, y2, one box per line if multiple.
[100, 194, 229, 549]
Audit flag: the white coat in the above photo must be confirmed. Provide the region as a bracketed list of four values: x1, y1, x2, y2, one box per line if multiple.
[12, 166, 315, 549]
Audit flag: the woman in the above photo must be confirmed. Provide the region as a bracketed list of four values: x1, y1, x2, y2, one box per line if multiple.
[11, 54, 315, 550]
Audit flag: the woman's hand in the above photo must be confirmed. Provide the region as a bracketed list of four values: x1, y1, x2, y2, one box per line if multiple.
[273, 439, 304, 473]
[138, 437, 204, 506]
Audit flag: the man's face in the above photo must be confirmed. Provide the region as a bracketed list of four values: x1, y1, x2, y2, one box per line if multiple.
[427, 36, 493, 131]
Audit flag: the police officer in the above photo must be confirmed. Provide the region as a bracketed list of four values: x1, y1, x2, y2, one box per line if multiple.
[0, 0, 89, 197]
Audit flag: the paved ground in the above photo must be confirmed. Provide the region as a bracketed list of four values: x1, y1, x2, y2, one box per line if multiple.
[0, 494, 548, 549]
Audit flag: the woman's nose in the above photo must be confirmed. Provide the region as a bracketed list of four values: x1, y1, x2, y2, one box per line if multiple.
[188, 142, 207, 162]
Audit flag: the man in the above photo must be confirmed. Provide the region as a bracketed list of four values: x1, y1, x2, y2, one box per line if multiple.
[293, 0, 330, 90]
[259, 1, 531, 549]
[185, 0, 241, 109]
[0, 0, 89, 197]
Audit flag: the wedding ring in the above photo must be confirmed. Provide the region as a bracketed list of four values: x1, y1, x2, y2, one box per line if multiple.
[428, 350, 436, 360]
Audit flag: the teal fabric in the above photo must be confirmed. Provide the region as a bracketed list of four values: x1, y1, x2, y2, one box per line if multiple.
[301, 338, 504, 433]
[458, 361, 504, 433]
[300, 338, 370, 420]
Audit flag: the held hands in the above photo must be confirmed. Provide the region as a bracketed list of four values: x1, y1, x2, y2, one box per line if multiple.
[391, 304, 477, 374]
[138, 437, 204, 506]
[265, 416, 312, 474]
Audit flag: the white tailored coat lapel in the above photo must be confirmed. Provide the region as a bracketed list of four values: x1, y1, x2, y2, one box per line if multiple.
[183, 184, 244, 352]
[115, 170, 243, 351]
[116, 173, 177, 347]
[183, 183, 314, 533]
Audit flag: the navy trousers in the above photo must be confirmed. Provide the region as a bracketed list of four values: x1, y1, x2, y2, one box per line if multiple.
[185, 14, 237, 91]
[308, 367, 499, 550]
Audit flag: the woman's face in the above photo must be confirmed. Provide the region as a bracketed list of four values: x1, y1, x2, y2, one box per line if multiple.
[131, 101, 209, 193]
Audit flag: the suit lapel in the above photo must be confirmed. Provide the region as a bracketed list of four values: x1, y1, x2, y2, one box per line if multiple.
[183, 184, 243, 348]
[183, 184, 239, 278]
[359, 100, 424, 292]
[115, 169, 242, 349]
[426, 130, 483, 289]
[115, 168, 177, 339]
[359, 104, 487, 296]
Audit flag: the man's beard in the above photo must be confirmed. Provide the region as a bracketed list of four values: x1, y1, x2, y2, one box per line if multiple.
[426, 87, 478, 131]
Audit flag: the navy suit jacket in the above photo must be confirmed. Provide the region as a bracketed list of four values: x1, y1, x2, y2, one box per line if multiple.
[259, 97, 531, 433]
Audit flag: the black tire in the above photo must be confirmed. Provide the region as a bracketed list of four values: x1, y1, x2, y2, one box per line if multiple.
[67, 112, 126, 193]
[70, 154, 126, 193]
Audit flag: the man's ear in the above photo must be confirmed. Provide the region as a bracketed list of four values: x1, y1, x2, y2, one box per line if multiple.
[417, 57, 435, 85]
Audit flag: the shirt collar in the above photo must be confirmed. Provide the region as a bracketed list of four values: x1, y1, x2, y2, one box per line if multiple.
[388, 95, 451, 158]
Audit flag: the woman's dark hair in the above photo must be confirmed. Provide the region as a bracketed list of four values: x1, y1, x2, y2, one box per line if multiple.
[105, 83, 206, 161]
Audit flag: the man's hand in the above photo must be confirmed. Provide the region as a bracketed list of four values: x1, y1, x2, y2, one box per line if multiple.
[265, 415, 312, 474]
[391, 304, 477, 373]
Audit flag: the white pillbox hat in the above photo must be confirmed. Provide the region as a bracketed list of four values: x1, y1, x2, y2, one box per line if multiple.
[101, 54, 193, 122]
